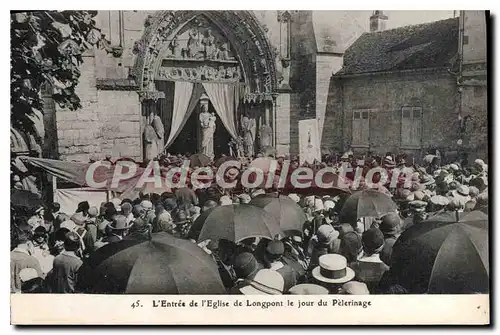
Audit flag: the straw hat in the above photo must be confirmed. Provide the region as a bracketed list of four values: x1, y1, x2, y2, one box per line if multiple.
[341, 281, 370, 295]
[287, 193, 300, 203]
[288, 284, 329, 295]
[312, 254, 355, 284]
[239, 269, 284, 295]
[314, 198, 324, 212]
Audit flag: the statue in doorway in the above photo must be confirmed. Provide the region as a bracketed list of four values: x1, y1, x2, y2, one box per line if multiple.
[199, 104, 216, 159]
[143, 108, 165, 162]
[259, 123, 273, 153]
[241, 112, 256, 157]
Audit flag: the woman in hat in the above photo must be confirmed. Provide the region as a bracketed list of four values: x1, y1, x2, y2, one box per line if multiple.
[30, 226, 54, 277]
[378, 213, 403, 267]
[349, 228, 389, 293]
[28, 206, 45, 232]
[339, 231, 363, 265]
[229, 252, 263, 293]
[262, 240, 298, 292]
[311, 254, 356, 293]
[307, 224, 341, 270]
[46, 231, 83, 293]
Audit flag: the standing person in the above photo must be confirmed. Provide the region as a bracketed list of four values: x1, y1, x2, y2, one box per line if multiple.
[311, 254, 356, 293]
[262, 240, 298, 292]
[229, 252, 263, 293]
[46, 232, 83, 293]
[350, 228, 389, 293]
[11, 231, 43, 293]
[94, 215, 132, 250]
[308, 225, 341, 270]
[28, 206, 45, 231]
[30, 226, 54, 278]
[378, 213, 403, 267]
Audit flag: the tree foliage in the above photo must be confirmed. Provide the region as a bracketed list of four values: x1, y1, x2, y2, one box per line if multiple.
[10, 10, 109, 136]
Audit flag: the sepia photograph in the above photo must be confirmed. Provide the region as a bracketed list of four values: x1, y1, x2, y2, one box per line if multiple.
[9, 8, 490, 325]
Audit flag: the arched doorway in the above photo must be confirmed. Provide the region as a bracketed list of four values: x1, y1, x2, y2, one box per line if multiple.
[133, 11, 278, 161]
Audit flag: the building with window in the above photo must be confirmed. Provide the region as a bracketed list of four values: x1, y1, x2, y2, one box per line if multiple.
[322, 10, 488, 162]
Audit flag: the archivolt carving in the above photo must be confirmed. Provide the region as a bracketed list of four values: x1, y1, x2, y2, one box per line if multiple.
[131, 10, 277, 98]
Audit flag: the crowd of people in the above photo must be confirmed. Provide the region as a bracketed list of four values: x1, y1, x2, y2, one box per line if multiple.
[10, 149, 489, 295]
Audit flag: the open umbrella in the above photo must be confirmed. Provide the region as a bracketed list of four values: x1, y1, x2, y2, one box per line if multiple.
[339, 189, 397, 224]
[249, 194, 306, 237]
[189, 153, 210, 168]
[10, 189, 43, 209]
[77, 232, 226, 294]
[386, 210, 488, 294]
[195, 204, 281, 243]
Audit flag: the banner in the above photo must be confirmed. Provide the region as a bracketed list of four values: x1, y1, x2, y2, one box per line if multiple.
[299, 119, 321, 165]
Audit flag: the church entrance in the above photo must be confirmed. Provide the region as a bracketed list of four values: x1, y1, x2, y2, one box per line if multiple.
[167, 101, 231, 158]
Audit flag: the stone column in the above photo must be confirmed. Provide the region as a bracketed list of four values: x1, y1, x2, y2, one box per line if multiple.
[275, 92, 291, 156]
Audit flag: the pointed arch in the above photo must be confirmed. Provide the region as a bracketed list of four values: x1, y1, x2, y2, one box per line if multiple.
[131, 10, 278, 101]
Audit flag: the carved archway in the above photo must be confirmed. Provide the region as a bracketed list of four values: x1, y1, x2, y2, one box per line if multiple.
[131, 10, 278, 102]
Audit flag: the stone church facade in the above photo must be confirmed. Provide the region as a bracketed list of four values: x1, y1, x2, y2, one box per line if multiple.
[42, 10, 368, 162]
[40, 10, 487, 163]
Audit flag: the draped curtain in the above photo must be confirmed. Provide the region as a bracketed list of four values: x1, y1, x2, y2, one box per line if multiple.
[164, 82, 204, 149]
[202, 83, 238, 140]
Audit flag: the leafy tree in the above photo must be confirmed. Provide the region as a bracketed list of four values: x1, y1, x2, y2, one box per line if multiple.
[10, 10, 116, 138]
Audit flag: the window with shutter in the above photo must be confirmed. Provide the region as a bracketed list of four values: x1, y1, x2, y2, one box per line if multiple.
[401, 106, 422, 148]
[352, 109, 371, 146]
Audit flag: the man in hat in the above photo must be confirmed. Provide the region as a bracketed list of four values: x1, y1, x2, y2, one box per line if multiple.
[11, 231, 43, 293]
[263, 240, 298, 292]
[403, 200, 428, 230]
[312, 254, 356, 293]
[350, 228, 389, 293]
[47, 231, 83, 293]
[229, 252, 263, 293]
[140, 200, 156, 232]
[339, 281, 370, 295]
[94, 215, 132, 250]
[124, 218, 152, 242]
[378, 213, 403, 266]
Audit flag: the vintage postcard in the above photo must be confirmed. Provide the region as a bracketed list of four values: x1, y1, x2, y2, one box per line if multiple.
[10, 9, 489, 325]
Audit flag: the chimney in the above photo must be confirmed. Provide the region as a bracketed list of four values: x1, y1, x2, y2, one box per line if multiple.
[370, 10, 388, 32]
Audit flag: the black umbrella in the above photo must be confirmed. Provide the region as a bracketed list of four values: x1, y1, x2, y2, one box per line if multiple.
[249, 194, 306, 237]
[10, 189, 43, 209]
[77, 232, 226, 294]
[386, 210, 488, 294]
[194, 204, 281, 244]
[339, 189, 397, 224]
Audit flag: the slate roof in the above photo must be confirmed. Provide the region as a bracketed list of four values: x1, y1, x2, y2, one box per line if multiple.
[336, 17, 459, 75]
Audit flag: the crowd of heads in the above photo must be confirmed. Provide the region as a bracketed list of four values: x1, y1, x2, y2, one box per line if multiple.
[11, 149, 488, 294]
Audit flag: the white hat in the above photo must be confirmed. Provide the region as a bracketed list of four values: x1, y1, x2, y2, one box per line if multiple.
[19, 268, 39, 282]
[287, 193, 300, 203]
[140, 200, 153, 210]
[312, 254, 355, 284]
[323, 200, 336, 211]
[238, 194, 251, 204]
[314, 199, 324, 212]
[341, 281, 370, 295]
[251, 189, 265, 198]
[304, 195, 315, 207]
[219, 195, 232, 206]
[60, 220, 76, 231]
[239, 269, 284, 295]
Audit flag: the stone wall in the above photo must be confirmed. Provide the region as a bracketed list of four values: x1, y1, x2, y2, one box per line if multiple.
[322, 70, 459, 156]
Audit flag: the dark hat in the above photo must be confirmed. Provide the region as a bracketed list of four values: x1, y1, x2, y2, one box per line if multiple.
[379, 213, 402, 236]
[33, 226, 47, 236]
[104, 206, 118, 219]
[362, 228, 385, 254]
[233, 252, 260, 279]
[340, 231, 363, 263]
[64, 231, 81, 251]
[76, 201, 90, 213]
[265, 240, 285, 257]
